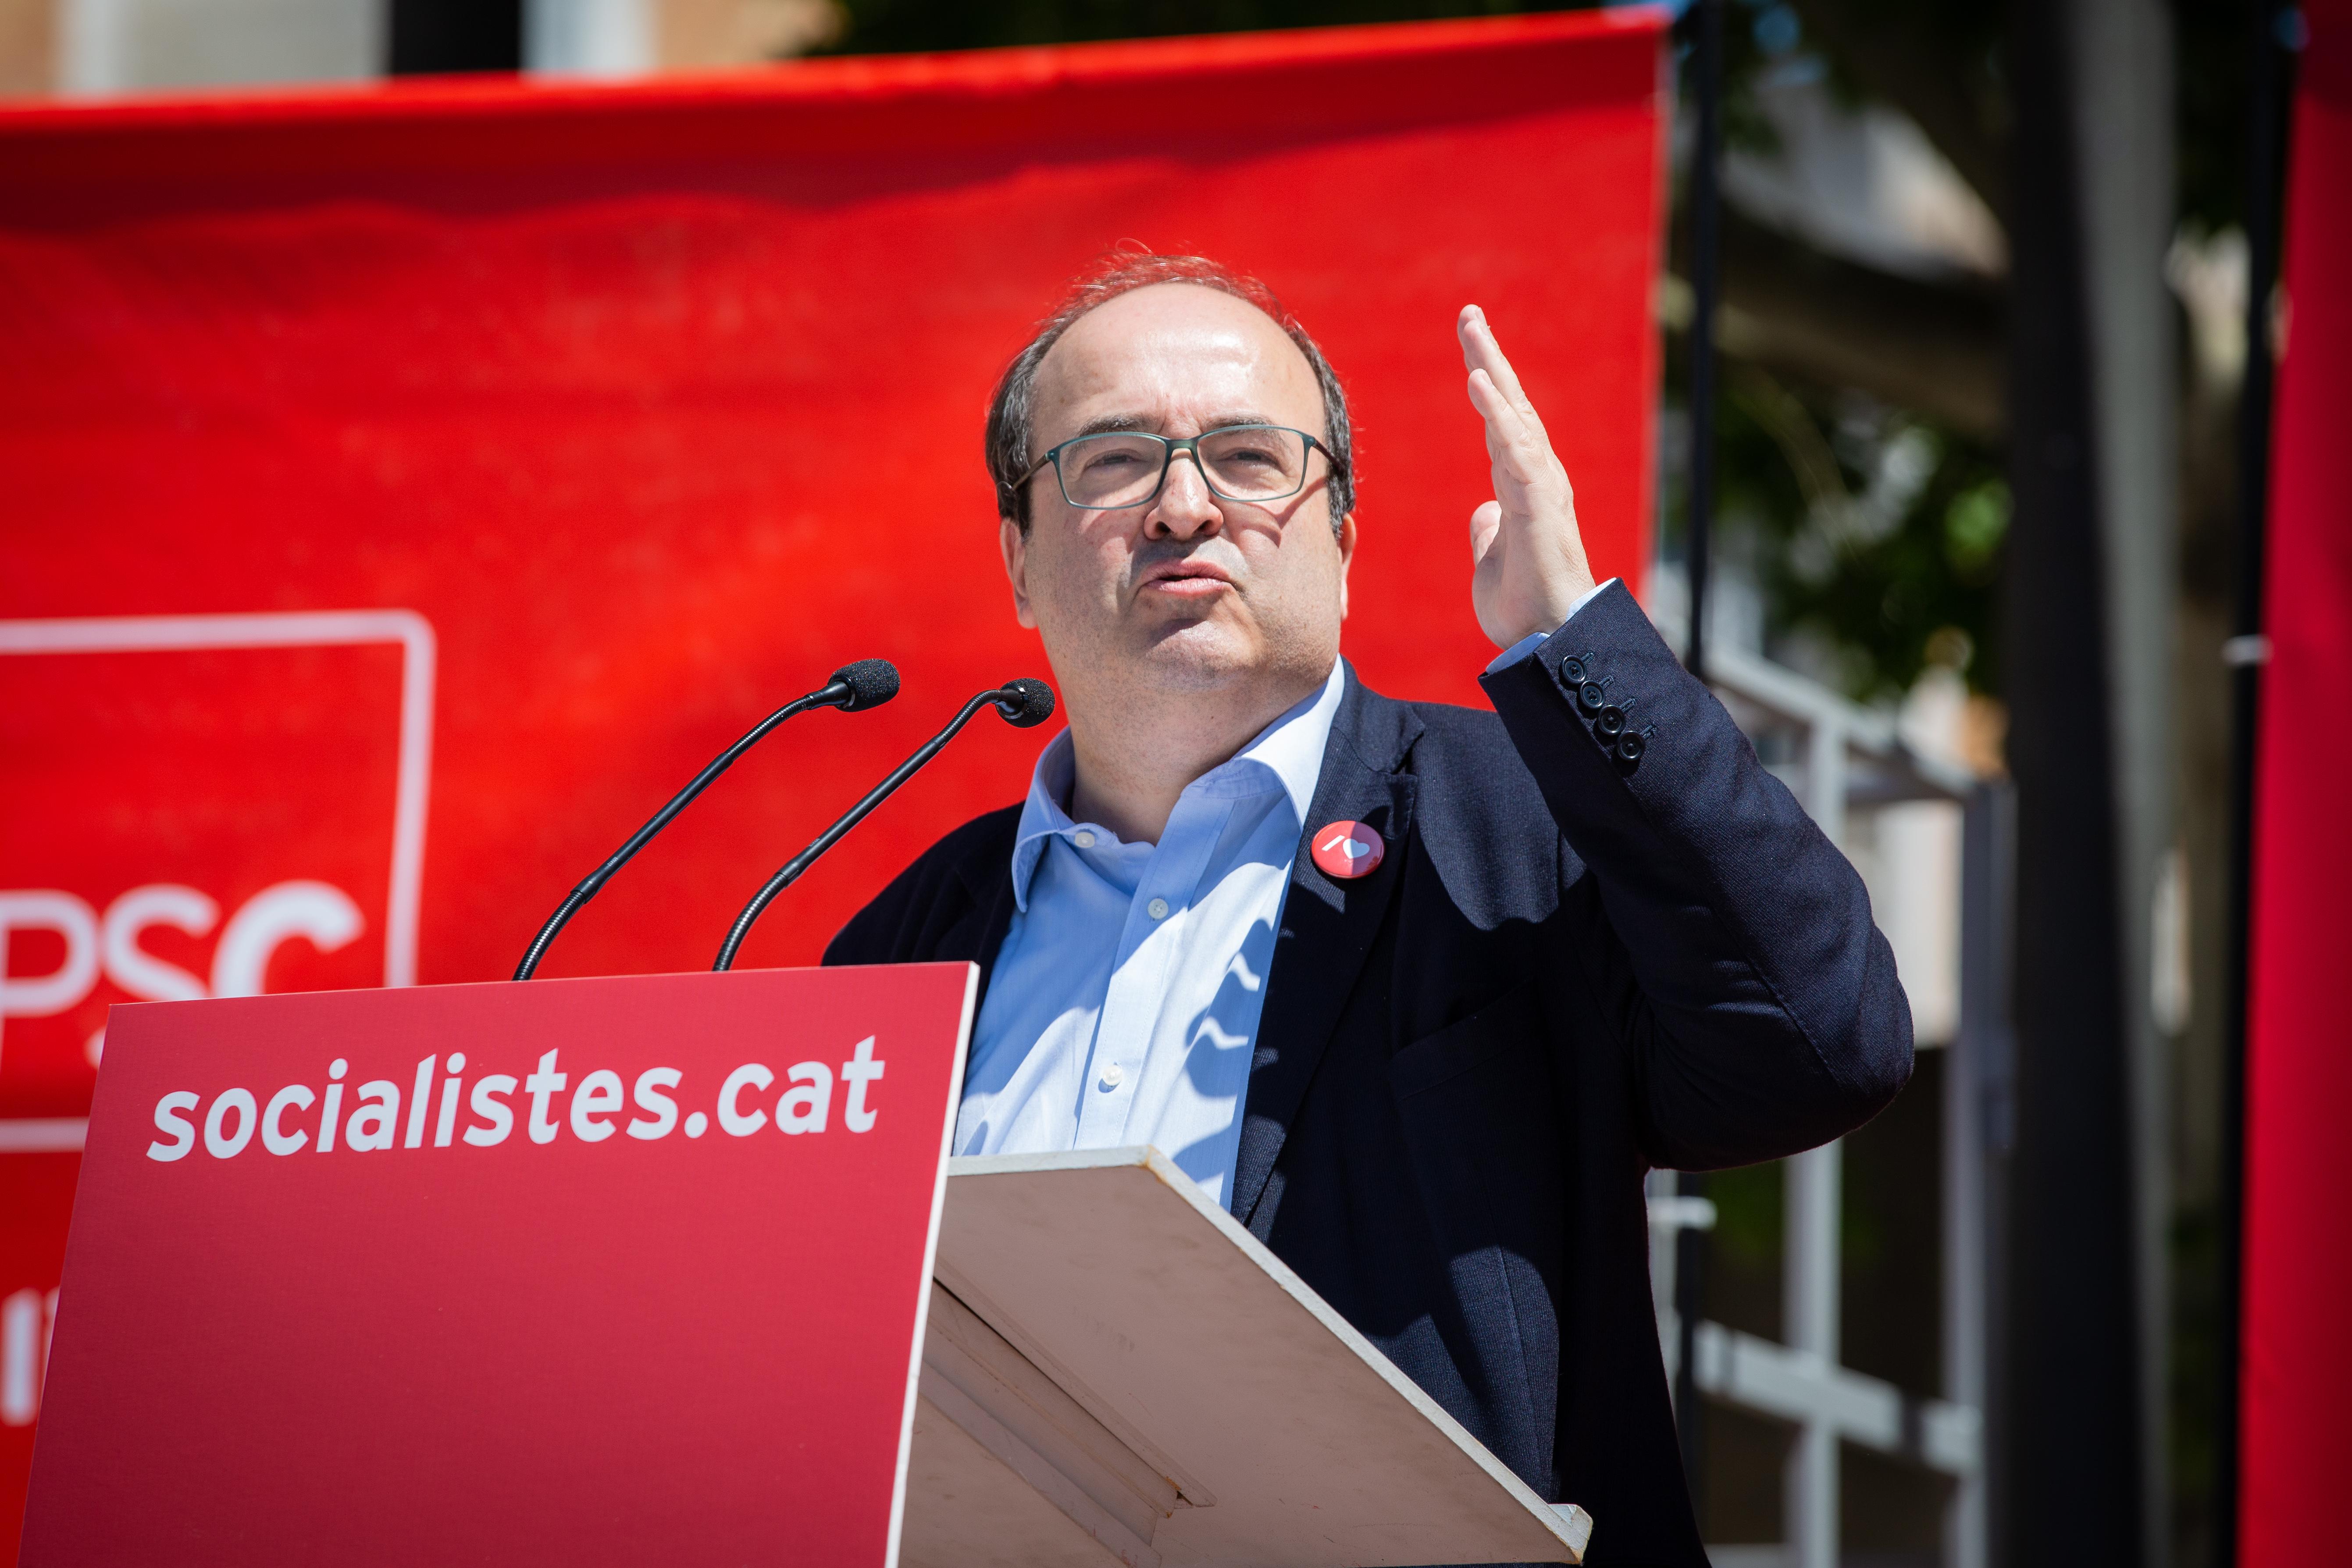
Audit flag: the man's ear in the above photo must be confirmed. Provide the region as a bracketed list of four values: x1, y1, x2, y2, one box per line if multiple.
[999, 515, 1039, 630]
[1335, 510, 1357, 622]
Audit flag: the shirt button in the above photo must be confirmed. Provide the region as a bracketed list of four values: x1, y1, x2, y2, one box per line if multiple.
[1073, 830, 1096, 848]
[1100, 1063, 1125, 1089]
[1147, 897, 1170, 920]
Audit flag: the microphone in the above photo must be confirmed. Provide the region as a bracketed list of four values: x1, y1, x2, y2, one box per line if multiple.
[513, 659, 900, 980]
[817, 660, 902, 713]
[712, 677, 1057, 971]
[992, 677, 1057, 729]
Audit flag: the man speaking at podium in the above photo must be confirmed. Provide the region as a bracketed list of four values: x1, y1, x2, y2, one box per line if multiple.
[827, 254, 1912, 1565]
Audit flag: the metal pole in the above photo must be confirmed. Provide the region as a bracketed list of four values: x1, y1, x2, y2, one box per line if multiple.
[1686, 0, 1722, 684]
[2001, 1, 2161, 1559]
[1947, 784, 2013, 1568]
[1788, 717, 1848, 1568]
[1672, 0, 1725, 1532]
[2213, 8, 2296, 1565]
[1672, 1178, 1708, 1512]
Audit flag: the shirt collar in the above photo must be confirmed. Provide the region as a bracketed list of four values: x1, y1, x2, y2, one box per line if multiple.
[1007, 658, 1350, 911]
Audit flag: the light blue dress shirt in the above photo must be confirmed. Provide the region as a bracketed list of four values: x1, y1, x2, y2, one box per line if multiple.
[960, 581, 1615, 1205]
[956, 659, 1345, 1206]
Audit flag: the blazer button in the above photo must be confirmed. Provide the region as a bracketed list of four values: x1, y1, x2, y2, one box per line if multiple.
[1596, 704, 1628, 738]
[1577, 680, 1609, 714]
[1617, 731, 1648, 763]
[1561, 655, 1588, 684]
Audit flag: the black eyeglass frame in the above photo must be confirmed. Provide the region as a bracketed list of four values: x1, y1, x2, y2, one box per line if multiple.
[1021, 423, 1337, 512]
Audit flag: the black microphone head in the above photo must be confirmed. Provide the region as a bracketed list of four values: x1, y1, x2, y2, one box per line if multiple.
[828, 659, 900, 712]
[993, 677, 1057, 729]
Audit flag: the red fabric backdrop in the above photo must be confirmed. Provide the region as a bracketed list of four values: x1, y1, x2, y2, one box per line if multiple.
[2242, 1, 2352, 1560]
[0, 14, 1666, 1550]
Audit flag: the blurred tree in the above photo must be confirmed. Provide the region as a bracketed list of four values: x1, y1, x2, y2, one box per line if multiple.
[1735, 370, 2009, 701]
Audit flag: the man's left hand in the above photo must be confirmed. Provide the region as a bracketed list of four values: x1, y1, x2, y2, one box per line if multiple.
[1458, 305, 1598, 649]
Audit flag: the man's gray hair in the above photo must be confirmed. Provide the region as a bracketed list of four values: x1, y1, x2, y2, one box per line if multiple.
[985, 249, 1356, 535]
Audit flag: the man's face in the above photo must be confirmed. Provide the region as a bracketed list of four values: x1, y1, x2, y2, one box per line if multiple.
[1001, 283, 1354, 705]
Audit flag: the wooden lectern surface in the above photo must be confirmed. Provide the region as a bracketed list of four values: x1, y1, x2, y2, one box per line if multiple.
[902, 1146, 1591, 1568]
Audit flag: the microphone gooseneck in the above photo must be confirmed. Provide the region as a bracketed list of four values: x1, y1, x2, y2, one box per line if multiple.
[712, 677, 1057, 972]
[513, 659, 899, 981]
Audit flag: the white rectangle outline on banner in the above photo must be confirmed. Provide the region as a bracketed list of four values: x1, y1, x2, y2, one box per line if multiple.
[0, 611, 436, 1154]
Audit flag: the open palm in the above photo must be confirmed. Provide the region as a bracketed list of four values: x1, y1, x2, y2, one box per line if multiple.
[1458, 305, 1597, 649]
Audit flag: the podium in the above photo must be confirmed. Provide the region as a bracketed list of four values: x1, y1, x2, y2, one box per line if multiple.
[21, 969, 1589, 1567]
[909, 1148, 1591, 1567]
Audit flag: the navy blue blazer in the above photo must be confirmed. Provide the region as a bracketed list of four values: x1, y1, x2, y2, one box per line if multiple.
[825, 582, 1914, 1566]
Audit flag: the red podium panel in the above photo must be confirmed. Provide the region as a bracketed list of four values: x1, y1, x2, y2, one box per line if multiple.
[19, 963, 974, 1567]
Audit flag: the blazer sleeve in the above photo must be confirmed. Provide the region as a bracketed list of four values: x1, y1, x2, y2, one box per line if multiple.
[1478, 581, 1913, 1169]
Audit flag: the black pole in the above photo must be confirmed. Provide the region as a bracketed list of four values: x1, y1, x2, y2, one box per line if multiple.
[2001, 4, 2146, 1562]
[1686, 0, 1722, 684]
[2213, 8, 2296, 1565]
[387, 0, 521, 74]
[1672, 1181, 1710, 1503]
[1673, 0, 1723, 1524]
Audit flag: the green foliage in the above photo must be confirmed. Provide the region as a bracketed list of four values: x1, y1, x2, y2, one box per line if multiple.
[1707, 1159, 1782, 1268]
[1943, 478, 2010, 578]
[1746, 394, 2009, 702]
[1661, 353, 2007, 702]
[1702, 1149, 1888, 1276]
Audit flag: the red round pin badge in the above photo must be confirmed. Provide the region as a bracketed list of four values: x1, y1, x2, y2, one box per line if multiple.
[1311, 820, 1385, 880]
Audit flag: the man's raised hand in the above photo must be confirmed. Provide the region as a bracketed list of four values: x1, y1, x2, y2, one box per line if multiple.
[1458, 304, 1597, 650]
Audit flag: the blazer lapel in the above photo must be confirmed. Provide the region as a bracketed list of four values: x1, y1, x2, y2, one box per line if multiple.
[949, 838, 1020, 1012]
[1230, 672, 1421, 1230]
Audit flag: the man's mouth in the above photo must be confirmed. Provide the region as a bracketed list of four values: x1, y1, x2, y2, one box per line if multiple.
[1138, 559, 1236, 599]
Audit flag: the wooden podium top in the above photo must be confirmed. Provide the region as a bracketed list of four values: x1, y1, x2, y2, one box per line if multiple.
[903, 1146, 1591, 1568]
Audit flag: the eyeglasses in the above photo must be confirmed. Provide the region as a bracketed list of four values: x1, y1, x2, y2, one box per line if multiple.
[1023, 424, 1333, 512]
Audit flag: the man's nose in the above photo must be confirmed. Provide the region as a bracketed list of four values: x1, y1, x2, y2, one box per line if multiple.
[1146, 450, 1224, 539]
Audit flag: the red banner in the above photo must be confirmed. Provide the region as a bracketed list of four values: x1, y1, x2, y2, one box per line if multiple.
[2242, 0, 2352, 1560]
[0, 13, 1665, 1546]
